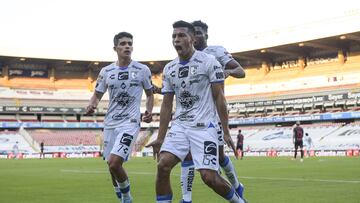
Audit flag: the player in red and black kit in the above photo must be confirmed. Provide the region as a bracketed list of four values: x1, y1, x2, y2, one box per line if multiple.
[236, 129, 244, 159]
[293, 121, 304, 161]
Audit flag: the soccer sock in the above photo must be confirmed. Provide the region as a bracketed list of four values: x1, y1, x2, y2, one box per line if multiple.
[301, 149, 304, 158]
[181, 160, 195, 202]
[224, 187, 245, 203]
[294, 150, 297, 158]
[119, 179, 131, 200]
[156, 194, 172, 203]
[220, 156, 240, 189]
[114, 186, 122, 200]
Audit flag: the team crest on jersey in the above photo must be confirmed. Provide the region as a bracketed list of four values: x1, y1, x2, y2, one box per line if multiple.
[113, 92, 135, 108]
[120, 83, 127, 89]
[131, 71, 138, 79]
[190, 66, 198, 75]
[178, 66, 189, 78]
[179, 91, 199, 109]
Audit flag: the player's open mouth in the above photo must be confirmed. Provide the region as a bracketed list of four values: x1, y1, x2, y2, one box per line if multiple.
[175, 45, 182, 51]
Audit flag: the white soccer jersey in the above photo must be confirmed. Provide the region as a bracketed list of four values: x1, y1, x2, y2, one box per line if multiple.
[95, 61, 153, 129]
[203, 45, 234, 124]
[202, 45, 233, 70]
[162, 51, 224, 128]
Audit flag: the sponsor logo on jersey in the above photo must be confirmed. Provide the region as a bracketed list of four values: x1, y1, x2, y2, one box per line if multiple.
[110, 74, 116, 79]
[170, 71, 176, 77]
[114, 92, 135, 108]
[111, 113, 129, 120]
[215, 72, 224, 80]
[118, 72, 129, 80]
[204, 141, 217, 156]
[120, 133, 134, 146]
[178, 66, 189, 78]
[179, 91, 199, 109]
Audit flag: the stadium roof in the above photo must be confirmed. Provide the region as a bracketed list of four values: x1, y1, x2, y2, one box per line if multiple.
[1, 31, 360, 74]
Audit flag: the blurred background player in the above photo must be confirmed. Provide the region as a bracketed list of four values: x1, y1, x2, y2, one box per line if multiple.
[86, 31, 154, 203]
[39, 140, 45, 159]
[236, 130, 244, 160]
[293, 121, 304, 162]
[12, 141, 19, 159]
[304, 133, 314, 158]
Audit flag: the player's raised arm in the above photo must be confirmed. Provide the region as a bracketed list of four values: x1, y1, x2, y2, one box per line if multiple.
[224, 59, 245, 79]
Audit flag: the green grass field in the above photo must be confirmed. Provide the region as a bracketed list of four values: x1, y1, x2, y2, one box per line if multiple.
[0, 156, 359, 203]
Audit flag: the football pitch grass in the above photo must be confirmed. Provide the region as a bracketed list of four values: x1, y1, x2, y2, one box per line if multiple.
[0, 156, 359, 203]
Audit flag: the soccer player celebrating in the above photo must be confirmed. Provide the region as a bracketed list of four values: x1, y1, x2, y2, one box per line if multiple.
[146, 20, 245, 203]
[177, 20, 246, 203]
[86, 32, 154, 203]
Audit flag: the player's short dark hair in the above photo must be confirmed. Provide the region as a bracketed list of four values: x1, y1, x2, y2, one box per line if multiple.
[173, 20, 195, 35]
[238, 129, 242, 133]
[306, 133, 309, 136]
[192, 20, 208, 32]
[113, 32, 133, 46]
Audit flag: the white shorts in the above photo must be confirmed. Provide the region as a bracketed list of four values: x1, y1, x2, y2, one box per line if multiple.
[160, 122, 219, 171]
[103, 125, 140, 162]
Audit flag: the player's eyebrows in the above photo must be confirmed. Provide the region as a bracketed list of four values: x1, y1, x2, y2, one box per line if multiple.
[172, 32, 187, 39]
[118, 39, 133, 46]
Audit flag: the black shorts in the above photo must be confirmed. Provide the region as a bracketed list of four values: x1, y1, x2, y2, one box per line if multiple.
[236, 145, 243, 151]
[295, 140, 303, 148]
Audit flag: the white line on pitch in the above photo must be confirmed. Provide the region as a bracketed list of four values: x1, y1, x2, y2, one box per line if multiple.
[241, 176, 360, 184]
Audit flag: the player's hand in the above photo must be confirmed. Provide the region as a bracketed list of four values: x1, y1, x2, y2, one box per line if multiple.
[142, 110, 153, 123]
[223, 132, 238, 159]
[152, 85, 162, 94]
[145, 139, 163, 161]
[85, 105, 96, 115]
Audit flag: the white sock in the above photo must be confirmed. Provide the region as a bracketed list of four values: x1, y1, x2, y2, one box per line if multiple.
[221, 156, 240, 189]
[118, 179, 131, 199]
[180, 160, 195, 202]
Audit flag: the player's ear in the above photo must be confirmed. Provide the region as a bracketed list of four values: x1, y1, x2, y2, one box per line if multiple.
[113, 46, 116, 51]
[205, 33, 208, 40]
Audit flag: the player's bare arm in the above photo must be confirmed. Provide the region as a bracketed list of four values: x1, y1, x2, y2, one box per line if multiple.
[211, 82, 238, 158]
[85, 91, 104, 115]
[145, 93, 174, 160]
[142, 88, 154, 123]
[224, 59, 245, 79]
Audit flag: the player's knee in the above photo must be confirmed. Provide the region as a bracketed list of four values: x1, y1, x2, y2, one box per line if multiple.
[108, 159, 122, 172]
[157, 160, 172, 175]
[199, 170, 216, 187]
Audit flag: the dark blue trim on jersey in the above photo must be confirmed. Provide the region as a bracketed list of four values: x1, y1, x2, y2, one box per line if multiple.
[179, 60, 189, 65]
[156, 194, 173, 201]
[181, 160, 194, 167]
[144, 86, 153, 91]
[118, 66, 128, 70]
[210, 80, 224, 84]
[162, 91, 175, 94]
